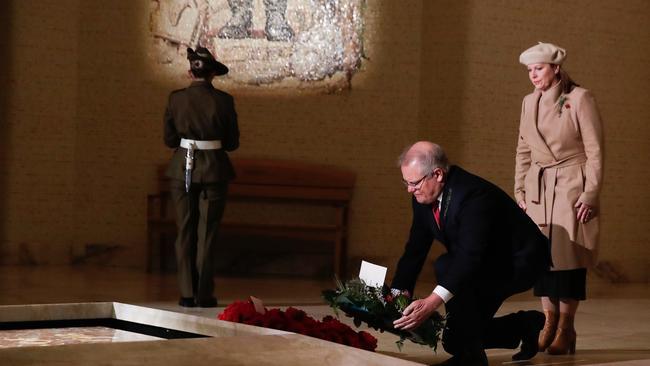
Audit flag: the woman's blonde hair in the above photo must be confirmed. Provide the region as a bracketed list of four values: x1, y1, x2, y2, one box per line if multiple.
[558, 67, 579, 94]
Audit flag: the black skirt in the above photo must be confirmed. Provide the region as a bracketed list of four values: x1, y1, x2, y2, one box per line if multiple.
[534, 268, 587, 300]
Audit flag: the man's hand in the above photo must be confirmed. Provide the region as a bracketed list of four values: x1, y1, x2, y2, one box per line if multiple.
[393, 293, 443, 330]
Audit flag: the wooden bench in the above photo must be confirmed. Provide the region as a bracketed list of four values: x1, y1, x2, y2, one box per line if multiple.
[147, 157, 356, 278]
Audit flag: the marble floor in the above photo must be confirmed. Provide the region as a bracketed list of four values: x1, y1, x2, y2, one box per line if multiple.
[0, 265, 648, 365]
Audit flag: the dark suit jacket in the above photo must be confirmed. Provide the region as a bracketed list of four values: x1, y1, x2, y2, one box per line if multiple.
[164, 80, 240, 183]
[391, 165, 550, 296]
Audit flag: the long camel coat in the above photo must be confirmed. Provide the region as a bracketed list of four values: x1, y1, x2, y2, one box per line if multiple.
[514, 81, 604, 270]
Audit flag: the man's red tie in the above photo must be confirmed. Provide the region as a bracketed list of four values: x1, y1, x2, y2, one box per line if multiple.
[433, 204, 441, 228]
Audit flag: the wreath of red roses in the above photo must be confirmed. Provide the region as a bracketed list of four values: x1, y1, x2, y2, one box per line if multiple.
[218, 300, 377, 351]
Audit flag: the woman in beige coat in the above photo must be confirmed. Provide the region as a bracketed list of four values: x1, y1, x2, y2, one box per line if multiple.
[514, 42, 603, 355]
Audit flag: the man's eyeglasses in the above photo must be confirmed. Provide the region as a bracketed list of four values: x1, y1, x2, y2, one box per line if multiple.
[402, 173, 431, 189]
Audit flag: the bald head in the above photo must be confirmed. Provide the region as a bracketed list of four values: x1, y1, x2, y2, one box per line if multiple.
[398, 141, 449, 175]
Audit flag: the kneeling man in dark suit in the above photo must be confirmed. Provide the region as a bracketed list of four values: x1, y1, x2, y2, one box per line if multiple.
[392, 141, 550, 366]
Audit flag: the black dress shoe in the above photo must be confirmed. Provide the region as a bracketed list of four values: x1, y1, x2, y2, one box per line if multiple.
[178, 297, 196, 307]
[197, 297, 218, 307]
[512, 310, 545, 361]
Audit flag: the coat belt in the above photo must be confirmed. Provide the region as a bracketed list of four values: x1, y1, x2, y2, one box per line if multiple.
[529, 153, 587, 227]
[180, 138, 222, 150]
[529, 152, 587, 205]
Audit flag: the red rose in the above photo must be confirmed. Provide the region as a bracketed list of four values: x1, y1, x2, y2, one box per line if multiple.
[326, 332, 343, 344]
[288, 321, 308, 335]
[244, 316, 265, 327]
[347, 335, 361, 348]
[285, 307, 307, 321]
[565, 104, 570, 109]
[218, 300, 259, 322]
[263, 309, 288, 330]
[219, 302, 376, 352]
[358, 331, 378, 351]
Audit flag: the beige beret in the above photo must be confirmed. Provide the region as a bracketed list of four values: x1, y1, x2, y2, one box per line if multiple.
[519, 42, 566, 65]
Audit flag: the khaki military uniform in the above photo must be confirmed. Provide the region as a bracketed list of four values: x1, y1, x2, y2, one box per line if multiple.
[164, 80, 239, 303]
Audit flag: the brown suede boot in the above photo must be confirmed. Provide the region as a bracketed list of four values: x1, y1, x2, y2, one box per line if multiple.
[538, 310, 558, 352]
[547, 312, 576, 355]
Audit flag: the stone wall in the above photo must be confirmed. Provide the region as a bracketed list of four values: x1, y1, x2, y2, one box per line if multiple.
[0, 0, 647, 282]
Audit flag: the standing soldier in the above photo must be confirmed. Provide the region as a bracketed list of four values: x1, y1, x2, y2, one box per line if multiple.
[164, 46, 240, 307]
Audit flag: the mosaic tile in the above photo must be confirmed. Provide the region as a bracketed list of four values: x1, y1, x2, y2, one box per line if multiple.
[0, 326, 162, 348]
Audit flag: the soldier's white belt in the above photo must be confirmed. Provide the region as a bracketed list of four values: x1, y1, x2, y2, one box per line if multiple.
[180, 138, 222, 150]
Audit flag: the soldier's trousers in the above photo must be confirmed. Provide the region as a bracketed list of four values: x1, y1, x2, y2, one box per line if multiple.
[170, 179, 228, 302]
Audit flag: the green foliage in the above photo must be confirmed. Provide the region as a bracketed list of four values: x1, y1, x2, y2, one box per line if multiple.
[322, 277, 445, 352]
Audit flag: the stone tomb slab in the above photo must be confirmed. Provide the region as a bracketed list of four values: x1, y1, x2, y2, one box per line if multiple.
[0, 302, 422, 366]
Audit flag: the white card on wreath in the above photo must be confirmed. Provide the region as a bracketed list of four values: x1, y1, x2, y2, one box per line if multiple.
[249, 296, 266, 314]
[359, 260, 387, 288]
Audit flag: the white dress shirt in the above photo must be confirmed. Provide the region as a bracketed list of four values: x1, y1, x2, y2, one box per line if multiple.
[431, 193, 454, 303]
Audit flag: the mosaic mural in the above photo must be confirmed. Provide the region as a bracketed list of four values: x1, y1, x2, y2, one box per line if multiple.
[149, 0, 366, 91]
[0, 327, 161, 348]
